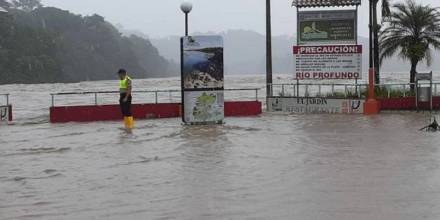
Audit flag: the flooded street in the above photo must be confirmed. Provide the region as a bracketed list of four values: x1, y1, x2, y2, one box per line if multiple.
[2, 113, 440, 219]
[1, 75, 440, 219]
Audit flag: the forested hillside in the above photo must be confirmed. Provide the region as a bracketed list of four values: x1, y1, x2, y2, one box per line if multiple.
[0, 0, 176, 84]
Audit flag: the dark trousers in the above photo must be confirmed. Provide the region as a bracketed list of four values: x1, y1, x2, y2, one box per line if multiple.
[119, 93, 132, 117]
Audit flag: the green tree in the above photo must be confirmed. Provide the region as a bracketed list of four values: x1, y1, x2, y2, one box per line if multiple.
[380, 0, 440, 89]
[0, 6, 174, 84]
[0, 9, 63, 83]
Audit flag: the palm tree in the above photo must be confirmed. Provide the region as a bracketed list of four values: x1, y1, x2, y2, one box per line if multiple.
[373, 0, 391, 84]
[380, 0, 440, 89]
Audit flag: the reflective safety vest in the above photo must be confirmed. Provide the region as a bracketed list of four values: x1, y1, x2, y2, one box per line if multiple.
[119, 76, 132, 93]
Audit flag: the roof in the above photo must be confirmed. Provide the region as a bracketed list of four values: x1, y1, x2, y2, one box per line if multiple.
[292, 0, 362, 8]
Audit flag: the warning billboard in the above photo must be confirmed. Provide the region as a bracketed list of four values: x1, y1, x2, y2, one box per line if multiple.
[293, 45, 362, 80]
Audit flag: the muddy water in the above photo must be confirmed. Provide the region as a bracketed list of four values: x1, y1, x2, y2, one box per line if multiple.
[1, 75, 440, 219]
[2, 113, 440, 220]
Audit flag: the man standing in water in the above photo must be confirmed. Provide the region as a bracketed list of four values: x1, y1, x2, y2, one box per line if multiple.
[118, 69, 134, 129]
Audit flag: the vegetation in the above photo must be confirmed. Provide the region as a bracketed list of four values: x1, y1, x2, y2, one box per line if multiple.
[4, 0, 42, 12]
[380, 0, 440, 89]
[0, 0, 176, 84]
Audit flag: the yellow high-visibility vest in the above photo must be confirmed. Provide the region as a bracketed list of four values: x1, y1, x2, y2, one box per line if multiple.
[119, 76, 132, 93]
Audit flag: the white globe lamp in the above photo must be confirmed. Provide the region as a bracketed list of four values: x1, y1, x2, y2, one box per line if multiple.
[180, 2, 193, 36]
[180, 2, 193, 14]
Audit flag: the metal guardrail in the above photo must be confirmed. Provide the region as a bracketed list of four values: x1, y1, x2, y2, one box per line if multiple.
[50, 88, 260, 107]
[51, 90, 179, 107]
[1, 94, 9, 106]
[224, 88, 260, 101]
[270, 83, 367, 98]
[270, 82, 440, 99]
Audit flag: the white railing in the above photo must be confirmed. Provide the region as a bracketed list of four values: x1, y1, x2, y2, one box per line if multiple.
[270, 83, 367, 98]
[270, 82, 440, 98]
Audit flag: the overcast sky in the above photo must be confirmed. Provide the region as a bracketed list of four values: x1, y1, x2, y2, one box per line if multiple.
[41, 0, 440, 38]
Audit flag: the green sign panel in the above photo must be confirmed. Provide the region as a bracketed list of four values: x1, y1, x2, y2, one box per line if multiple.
[298, 10, 357, 45]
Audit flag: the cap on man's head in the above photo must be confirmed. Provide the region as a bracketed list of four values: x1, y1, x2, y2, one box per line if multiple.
[117, 68, 127, 74]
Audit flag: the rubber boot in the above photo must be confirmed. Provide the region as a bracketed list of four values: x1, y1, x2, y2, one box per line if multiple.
[126, 116, 134, 129]
[123, 116, 129, 129]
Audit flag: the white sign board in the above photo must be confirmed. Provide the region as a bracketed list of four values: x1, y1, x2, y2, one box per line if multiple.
[184, 91, 224, 124]
[268, 97, 364, 114]
[181, 35, 225, 125]
[0, 106, 9, 122]
[293, 45, 362, 80]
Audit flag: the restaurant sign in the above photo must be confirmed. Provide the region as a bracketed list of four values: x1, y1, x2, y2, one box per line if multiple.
[268, 97, 364, 114]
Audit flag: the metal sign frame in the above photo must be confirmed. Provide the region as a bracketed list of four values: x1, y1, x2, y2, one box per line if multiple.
[292, 0, 362, 8]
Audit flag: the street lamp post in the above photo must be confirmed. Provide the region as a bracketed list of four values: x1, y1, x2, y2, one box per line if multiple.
[364, 0, 380, 115]
[180, 2, 193, 36]
[266, 0, 273, 97]
[368, 0, 380, 85]
[369, 0, 374, 71]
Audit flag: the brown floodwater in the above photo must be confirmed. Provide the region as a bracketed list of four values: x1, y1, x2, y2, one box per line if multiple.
[1, 76, 440, 219]
[1, 112, 440, 220]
